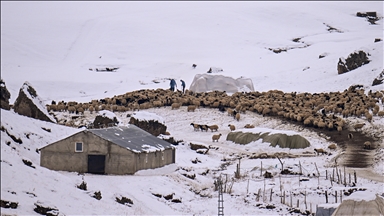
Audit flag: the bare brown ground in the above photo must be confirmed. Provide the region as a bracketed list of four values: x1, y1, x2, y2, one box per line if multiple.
[276, 117, 376, 168]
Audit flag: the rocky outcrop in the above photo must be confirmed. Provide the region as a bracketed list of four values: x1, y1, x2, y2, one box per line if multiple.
[13, 82, 56, 123]
[337, 50, 370, 75]
[0, 79, 11, 110]
[129, 117, 166, 137]
[372, 70, 384, 86]
[356, 11, 380, 24]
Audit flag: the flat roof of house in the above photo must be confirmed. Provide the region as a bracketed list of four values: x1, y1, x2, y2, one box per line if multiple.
[88, 125, 173, 153]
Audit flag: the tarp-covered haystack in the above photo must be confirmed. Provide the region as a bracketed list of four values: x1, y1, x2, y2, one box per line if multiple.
[189, 74, 254, 94]
[331, 192, 384, 216]
[226, 128, 310, 149]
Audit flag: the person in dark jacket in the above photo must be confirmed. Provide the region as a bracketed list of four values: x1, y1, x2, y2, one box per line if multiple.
[170, 79, 177, 91]
[180, 80, 186, 93]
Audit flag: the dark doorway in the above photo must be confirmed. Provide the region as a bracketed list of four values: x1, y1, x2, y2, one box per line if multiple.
[88, 155, 106, 174]
[172, 149, 176, 163]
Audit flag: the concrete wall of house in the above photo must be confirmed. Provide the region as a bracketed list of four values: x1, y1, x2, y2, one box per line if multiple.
[40, 131, 176, 175]
[40, 131, 136, 174]
[135, 148, 175, 171]
[106, 144, 136, 175]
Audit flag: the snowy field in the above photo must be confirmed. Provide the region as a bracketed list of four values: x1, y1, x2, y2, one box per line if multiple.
[1, 1, 383, 215]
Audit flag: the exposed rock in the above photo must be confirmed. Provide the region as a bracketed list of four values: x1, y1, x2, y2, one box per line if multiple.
[13, 82, 56, 123]
[0, 79, 11, 110]
[372, 70, 384, 86]
[92, 115, 119, 128]
[1, 199, 18, 209]
[356, 11, 380, 24]
[129, 117, 166, 137]
[356, 12, 377, 17]
[116, 196, 133, 206]
[22, 159, 36, 169]
[34, 202, 60, 216]
[92, 191, 102, 200]
[337, 50, 370, 75]
[374, 38, 382, 43]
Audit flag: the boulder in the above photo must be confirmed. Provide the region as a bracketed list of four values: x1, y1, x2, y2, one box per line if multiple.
[0, 79, 11, 110]
[337, 50, 370, 75]
[13, 82, 56, 123]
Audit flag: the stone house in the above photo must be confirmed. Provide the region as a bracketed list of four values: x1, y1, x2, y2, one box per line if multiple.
[40, 125, 175, 175]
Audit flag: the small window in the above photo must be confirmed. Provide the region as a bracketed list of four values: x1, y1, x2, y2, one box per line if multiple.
[75, 142, 83, 152]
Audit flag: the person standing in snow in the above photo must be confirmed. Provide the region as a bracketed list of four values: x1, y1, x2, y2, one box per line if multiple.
[170, 79, 177, 91]
[180, 80, 186, 93]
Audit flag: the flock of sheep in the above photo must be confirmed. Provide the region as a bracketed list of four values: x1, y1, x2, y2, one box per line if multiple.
[48, 85, 384, 147]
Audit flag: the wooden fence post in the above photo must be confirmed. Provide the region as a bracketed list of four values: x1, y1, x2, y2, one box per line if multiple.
[261, 161, 263, 177]
[325, 190, 328, 203]
[304, 190, 307, 210]
[335, 191, 338, 203]
[263, 178, 266, 202]
[340, 190, 342, 203]
[344, 167, 347, 186]
[299, 161, 302, 175]
[349, 173, 351, 184]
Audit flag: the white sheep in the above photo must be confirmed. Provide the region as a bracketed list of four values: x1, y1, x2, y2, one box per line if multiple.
[328, 143, 337, 150]
[235, 113, 240, 121]
[199, 124, 209, 132]
[353, 123, 365, 131]
[171, 103, 181, 110]
[187, 105, 196, 112]
[244, 124, 255, 128]
[208, 125, 219, 132]
[190, 123, 200, 131]
[314, 148, 327, 155]
[212, 134, 222, 142]
[363, 141, 371, 150]
[228, 124, 236, 131]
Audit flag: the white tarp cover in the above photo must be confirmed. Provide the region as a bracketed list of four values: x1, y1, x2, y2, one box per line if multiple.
[331, 192, 384, 216]
[189, 74, 255, 93]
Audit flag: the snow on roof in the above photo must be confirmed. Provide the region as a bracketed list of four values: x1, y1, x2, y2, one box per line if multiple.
[21, 81, 56, 123]
[88, 125, 172, 153]
[317, 203, 340, 209]
[344, 190, 378, 202]
[238, 127, 300, 136]
[131, 111, 165, 124]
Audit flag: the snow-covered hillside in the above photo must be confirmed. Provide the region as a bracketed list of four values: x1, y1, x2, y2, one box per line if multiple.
[1, 1, 383, 215]
[1, 2, 383, 104]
